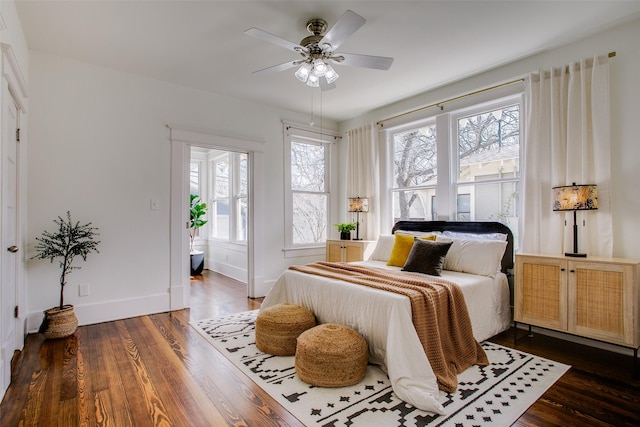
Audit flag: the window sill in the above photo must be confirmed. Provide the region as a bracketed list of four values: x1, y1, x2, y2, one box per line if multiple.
[282, 246, 325, 259]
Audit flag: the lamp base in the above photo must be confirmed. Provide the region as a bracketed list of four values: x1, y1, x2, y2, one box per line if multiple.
[565, 252, 587, 258]
[352, 238, 363, 241]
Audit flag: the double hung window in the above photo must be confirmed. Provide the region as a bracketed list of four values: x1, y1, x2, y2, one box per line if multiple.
[284, 123, 336, 250]
[210, 152, 248, 243]
[386, 95, 521, 241]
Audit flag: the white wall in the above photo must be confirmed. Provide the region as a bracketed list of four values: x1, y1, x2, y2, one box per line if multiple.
[25, 51, 337, 330]
[339, 16, 640, 260]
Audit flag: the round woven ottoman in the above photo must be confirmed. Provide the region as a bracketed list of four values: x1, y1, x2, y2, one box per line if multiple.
[255, 303, 316, 356]
[295, 323, 368, 387]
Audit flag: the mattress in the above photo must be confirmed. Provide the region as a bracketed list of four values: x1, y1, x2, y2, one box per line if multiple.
[260, 260, 511, 415]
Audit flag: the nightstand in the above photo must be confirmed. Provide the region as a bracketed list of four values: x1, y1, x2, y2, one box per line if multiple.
[514, 253, 640, 375]
[326, 240, 376, 262]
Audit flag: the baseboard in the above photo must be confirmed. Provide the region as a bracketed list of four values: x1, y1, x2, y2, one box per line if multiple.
[26, 293, 170, 334]
[207, 259, 247, 283]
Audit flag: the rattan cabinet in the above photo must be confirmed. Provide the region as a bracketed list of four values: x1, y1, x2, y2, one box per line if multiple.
[326, 240, 376, 262]
[515, 254, 640, 349]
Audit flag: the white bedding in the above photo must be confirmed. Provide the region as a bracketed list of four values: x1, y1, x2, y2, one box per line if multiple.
[260, 260, 511, 415]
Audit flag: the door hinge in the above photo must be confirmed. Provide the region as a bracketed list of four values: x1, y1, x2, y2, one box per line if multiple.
[14, 305, 19, 318]
[16, 128, 20, 142]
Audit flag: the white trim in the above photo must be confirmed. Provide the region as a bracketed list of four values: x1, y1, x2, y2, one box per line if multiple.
[0, 43, 28, 112]
[169, 125, 266, 299]
[26, 294, 171, 333]
[168, 125, 265, 153]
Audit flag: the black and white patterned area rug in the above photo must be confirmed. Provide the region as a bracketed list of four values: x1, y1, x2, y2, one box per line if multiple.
[192, 311, 569, 427]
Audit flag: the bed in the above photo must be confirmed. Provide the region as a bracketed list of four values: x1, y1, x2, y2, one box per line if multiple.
[261, 221, 513, 415]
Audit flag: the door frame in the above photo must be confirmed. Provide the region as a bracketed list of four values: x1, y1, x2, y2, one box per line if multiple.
[169, 126, 265, 309]
[0, 43, 28, 399]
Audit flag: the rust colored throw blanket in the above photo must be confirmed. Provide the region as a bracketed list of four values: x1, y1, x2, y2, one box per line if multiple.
[289, 262, 488, 392]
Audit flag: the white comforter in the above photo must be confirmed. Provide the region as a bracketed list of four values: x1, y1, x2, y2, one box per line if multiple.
[260, 260, 511, 415]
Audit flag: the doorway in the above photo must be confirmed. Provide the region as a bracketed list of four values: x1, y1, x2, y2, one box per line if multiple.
[169, 126, 265, 311]
[189, 147, 249, 284]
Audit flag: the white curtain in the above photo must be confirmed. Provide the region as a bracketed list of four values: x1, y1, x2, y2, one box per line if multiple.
[346, 124, 379, 240]
[522, 54, 612, 256]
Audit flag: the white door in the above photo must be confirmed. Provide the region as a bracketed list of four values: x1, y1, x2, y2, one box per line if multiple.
[1, 82, 20, 397]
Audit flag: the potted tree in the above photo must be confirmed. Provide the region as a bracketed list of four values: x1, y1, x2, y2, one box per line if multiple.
[31, 211, 100, 339]
[334, 222, 357, 240]
[190, 194, 207, 275]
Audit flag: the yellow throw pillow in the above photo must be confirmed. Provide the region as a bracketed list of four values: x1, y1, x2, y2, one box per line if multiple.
[386, 233, 436, 267]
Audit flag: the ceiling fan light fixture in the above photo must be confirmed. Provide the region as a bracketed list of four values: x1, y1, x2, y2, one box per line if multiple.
[313, 58, 327, 76]
[295, 63, 312, 82]
[306, 72, 320, 87]
[324, 64, 339, 84]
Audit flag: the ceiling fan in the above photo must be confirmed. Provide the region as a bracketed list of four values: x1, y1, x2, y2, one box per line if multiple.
[244, 10, 394, 90]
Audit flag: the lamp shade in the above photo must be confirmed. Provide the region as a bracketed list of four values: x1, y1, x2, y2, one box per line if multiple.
[348, 197, 369, 213]
[552, 183, 598, 211]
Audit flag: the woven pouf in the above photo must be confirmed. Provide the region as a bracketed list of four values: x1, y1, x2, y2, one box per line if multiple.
[255, 303, 316, 356]
[295, 323, 368, 387]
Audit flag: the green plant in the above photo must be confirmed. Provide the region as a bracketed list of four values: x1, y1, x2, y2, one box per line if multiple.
[334, 222, 357, 233]
[190, 194, 207, 252]
[31, 211, 100, 310]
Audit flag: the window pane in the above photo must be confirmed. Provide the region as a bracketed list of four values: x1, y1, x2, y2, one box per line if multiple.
[291, 141, 325, 192]
[458, 105, 519, 183]
[292, 192, 327, 244]
[392, 188, 436, 222]
[392, 125, 437, 189]
[190, 162, 200, 195]
[456, 181, 519, 240]
[213, 200, 230, 239]
[214, 156, 229, 198]
[236, 196, 247, 242]
[239, 153, 248, 196]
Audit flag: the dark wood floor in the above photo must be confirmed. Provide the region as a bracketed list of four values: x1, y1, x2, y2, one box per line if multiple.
[1, 270, 639, 426]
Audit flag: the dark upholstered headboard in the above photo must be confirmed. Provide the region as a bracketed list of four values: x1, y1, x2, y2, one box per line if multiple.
[391, 221, 514, 273]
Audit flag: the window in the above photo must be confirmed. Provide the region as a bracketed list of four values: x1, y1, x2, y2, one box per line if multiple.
[385, 95, 521, 242]
[284, 123, 337, 250]
[390, 123, 437, 222]
[209, 152, 248, 242]
[211, 153, 230, 240]
[454, 103, 520, 228]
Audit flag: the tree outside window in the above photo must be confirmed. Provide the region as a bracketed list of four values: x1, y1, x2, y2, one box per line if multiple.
[291, 140, 328, 244]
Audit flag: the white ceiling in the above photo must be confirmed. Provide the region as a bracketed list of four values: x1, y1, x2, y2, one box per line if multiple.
[14, 1, 640, 121]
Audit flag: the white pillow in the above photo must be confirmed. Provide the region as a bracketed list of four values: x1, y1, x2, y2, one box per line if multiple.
[436, 236, 507, 277]
[369, 234, 396, 261]
[395, 230, 442, 237]
[442, 230, 508, 241]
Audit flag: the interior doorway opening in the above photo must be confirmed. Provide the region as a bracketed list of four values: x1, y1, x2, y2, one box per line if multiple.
[189, 146, 250, 288]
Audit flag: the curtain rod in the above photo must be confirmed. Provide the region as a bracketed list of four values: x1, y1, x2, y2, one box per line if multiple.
[285, 124, 342, 140]
[376, 51, 616, 128]
[376, 79, 524, 127]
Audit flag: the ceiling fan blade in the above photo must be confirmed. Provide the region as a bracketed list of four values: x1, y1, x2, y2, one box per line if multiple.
[252, 60, 299, 74]
[244, 27, 305, 53]
[320, 10, 365, 50]
[333, 52, 394, 70]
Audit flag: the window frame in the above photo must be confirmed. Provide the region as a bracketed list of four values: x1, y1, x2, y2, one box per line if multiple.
[208, 151, 248, 244]
[383, 93, 523, 237]
[283, 121, 339, 256]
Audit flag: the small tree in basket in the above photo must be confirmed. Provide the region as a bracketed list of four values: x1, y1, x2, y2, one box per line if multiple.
[32, 211, 100, 311]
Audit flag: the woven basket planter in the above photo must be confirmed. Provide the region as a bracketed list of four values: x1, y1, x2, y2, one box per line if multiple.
[41, 305, 78, 339]
[255, 303, 316, 356]
[295, 323, 368, 387]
